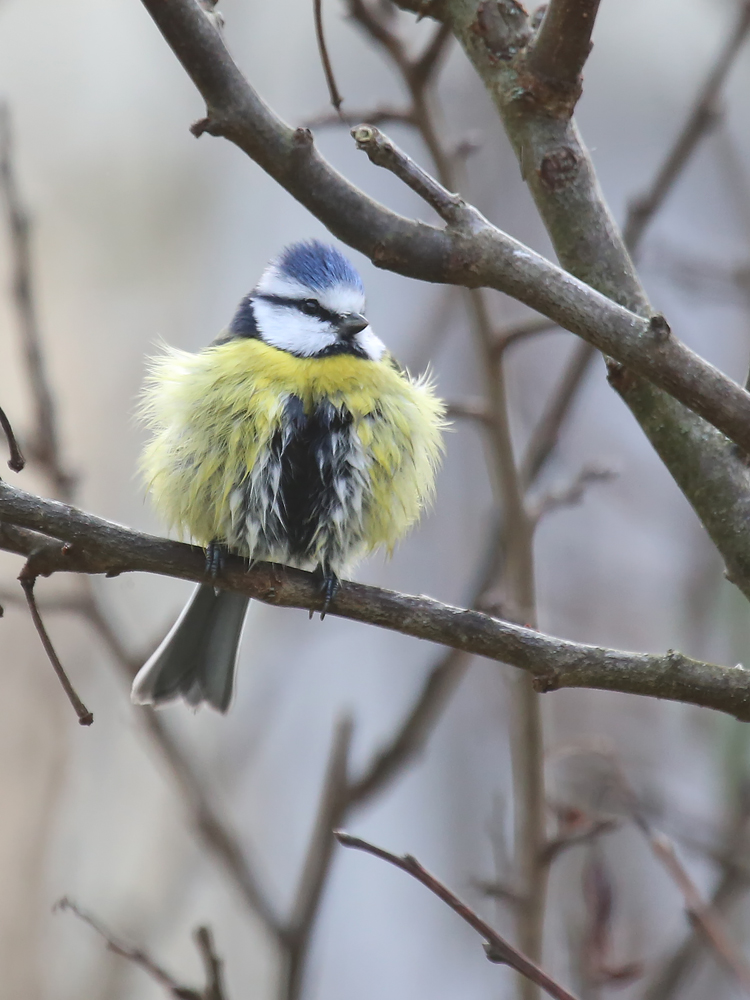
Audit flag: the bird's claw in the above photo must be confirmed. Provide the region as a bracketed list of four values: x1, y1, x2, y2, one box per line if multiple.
[312, 566, 339, 620]
[205, 541, 228, 580]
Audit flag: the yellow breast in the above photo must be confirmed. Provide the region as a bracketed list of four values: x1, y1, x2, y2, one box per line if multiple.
[139, 337, 445, 561]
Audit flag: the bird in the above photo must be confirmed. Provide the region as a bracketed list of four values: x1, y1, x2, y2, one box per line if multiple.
[131, 239, 445, 712]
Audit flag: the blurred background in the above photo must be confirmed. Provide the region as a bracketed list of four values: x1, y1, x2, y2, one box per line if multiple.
[1, 0, 750, 997]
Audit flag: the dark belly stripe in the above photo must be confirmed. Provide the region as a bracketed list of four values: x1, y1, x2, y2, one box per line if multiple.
[274, 395, 354, 564]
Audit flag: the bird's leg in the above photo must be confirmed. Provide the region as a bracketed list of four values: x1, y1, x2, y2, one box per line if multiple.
[311, 564, 340, 620]
[205, 540, 229, 581]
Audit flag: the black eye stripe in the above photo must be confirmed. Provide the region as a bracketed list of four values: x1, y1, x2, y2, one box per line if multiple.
[255, 293, 338, 324]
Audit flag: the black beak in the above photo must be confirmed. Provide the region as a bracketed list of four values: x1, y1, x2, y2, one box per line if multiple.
[338, 312, 369, 339]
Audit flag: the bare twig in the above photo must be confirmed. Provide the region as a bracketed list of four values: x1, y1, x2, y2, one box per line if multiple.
[282, 719, 353, 1000]
[303, 105, 413, 129]
[313, 0, 345, 119]
[539, 819, 619, 868]
[347, 647, 470, 805]
[351, 123, 469, 225]
[530, 465, 615, 524]
[334, 832, 581, 1000]
[494, 316, 559, 355]
[138, 707, 285, 940]
[623, 1, 750, 252]
[0, 404, 25, 472]
[521, 342, 596, 487]
[18, 571, 93, 726]
[55, 898, 225, 999]
[640, 823, 750, 994]
[445, 397, 490, 424]
[0, 104, 75, 500]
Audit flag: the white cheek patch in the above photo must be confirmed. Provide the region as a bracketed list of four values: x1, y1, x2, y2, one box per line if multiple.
[251, 298, 338, 357]
[356, 326, 386, 361]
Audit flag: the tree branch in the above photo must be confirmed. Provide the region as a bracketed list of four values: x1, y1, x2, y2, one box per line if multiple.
[137, 0, 750, 461]
[526, 0, 601, 96]
[334, 832, 580, 1000]
[3, 482, 750, 719]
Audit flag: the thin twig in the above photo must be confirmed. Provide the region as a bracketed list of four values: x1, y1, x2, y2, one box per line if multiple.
[137, 706, 285, 939]
[0, 104, 75, 500]
[334, 832, 581, 1000]
[639, 822, 750, 994]
[313, 0, 345, 119]
[445, 398, 491, 425]
[303, 106, 413, 129]
[347, 647, 470, 805]
[494, 317, 559, 355]
[623, 1, 750, 252]
[281, 718, 353, 1000]
[18, 571, 93, 726]
[530, 465, 616, 524]
[351, 123, 469, 224]
[55, 898, 221, 999]
[0, 404, 25, 472]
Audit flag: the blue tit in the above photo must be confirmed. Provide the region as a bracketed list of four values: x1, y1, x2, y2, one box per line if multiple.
[131, 240, 445, 712]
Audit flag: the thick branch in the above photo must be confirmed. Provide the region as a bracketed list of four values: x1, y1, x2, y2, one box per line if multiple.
[526, 0, 601, 95]
[2, 482, 750, 719]
[137, 0, 750, 459]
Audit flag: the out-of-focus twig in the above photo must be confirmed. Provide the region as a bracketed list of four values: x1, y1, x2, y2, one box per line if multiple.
[281, 718, 353, 1000]
[639, 821, 750, 994]
[335, 832, 581, 1000]
[0, 403, 25, 472]
[56, 898, 227, 1000]
[0, 104, 75, 500]
[530, 465, 615, 524]
[303, 105, 413, 129]
[623, 0, 750, 252]
[18, 570, 93, 726]
[313, 0, 345, 119]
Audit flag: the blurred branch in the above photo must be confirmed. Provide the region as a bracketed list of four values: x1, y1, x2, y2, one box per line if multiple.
[138, 707, 285, 940]
[530, 465, 615, 525]
[639, 822, 750, 994]
[281, 718, 353, 1000]
[56, 899, 227, 1000]
[623, 0, 750, 252]
[303, 105, 413, 128]
[0, 404, 25, 472]
[493, 316, 559, 355]
[335, 832, 580, 1000]
[347, 646, 470, 805]
[0, 104, 75, 500]
[137, 0, 750, 461]
[313, 0, 345, 118]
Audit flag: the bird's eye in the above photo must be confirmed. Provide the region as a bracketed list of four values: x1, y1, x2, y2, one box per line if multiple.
[300, 299, 319, 315]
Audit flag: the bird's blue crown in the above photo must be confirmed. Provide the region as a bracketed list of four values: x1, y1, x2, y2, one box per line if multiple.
[276, 240, 364, 294]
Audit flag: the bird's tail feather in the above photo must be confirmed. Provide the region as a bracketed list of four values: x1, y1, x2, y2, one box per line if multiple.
[131, 584, 250, 712]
